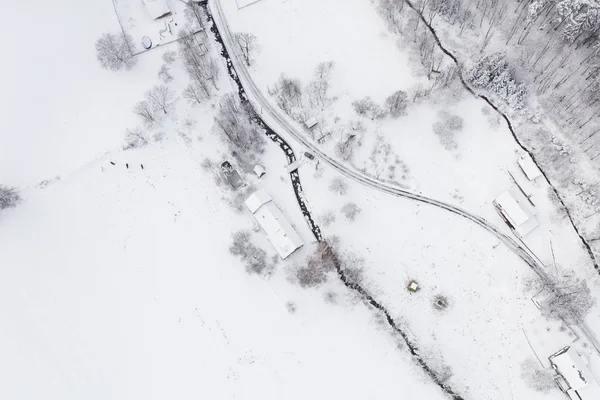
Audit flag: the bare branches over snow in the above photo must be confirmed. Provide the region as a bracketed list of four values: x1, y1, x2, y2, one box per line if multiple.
[233, 32, 259, 67]
[95, 32, 136, 71]
[133, 85, 177, 127]
[0, 186, 21, 210]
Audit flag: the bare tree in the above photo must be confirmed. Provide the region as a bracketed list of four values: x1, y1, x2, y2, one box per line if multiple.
[385, 90, 409, 117]
[295, 243, 337, 288]
[0, 185, 21, 210]
[147, 85, 177, 115]
[307, 61, 335, 108]
[229, 230, 272, 275]
[520, 358, 555, 392]
[123, 127, 148, 149]
[182, 81, 210, 105]
[133, 100, 156, 127]
[95, 32, 136, 71]
[541, 273, 596, 324]
[234, 32, 259, 66]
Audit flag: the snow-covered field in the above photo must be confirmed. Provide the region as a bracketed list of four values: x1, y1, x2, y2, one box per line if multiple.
[0, 0, 455, 398]
[217, 0, 600, 398]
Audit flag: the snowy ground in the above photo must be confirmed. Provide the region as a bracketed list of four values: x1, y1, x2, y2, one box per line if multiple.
[218, 0, 600, 397]
[0, 0, 456, 398]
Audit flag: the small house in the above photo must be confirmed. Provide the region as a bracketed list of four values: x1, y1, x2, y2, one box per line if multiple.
[221, 161, 245, 189]
[549, 346, 600, 400]
[254, 164, 266, 178]
[518, 156, 542, 181]
[245, 190, 303, 259]
[493, 191, 539, 237]
[305, 118, 318, 130]
[407, 280, 420, 293]
[143, 0, 172, 20]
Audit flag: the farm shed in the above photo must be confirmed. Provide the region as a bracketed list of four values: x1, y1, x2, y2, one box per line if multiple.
[245, 190, 303, 259]
[518, 156, 542, 181]
[143, 0, 171, 20]
[549, 346, 600, 400]
[493, 191, 539, 237]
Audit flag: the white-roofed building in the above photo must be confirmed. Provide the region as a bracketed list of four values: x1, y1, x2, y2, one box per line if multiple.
[143, 0, 171, 20]
[245, 190, 303, 259]
[550, 346, 600, 400]
[518, 155, 542, 181]
[493, 191, 539, 237]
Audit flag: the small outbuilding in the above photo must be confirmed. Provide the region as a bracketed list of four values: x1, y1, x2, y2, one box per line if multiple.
[254, 164, 266, 178]
[304, 118, 318, 130]
[245, 189, 303, 259]
[549, 346, 600, 400]
[143, 0, 172, 20]
[493, 191, 539, 237]
[221, 161, 245, 189]
[407, 280, 420, 293]
[518, 155, 542, 181]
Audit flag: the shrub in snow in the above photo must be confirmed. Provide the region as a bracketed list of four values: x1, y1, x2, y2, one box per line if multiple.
[433, 294, 450, 311]
[329, 176, 349, 195]
[352, 97, 387, 120]
[162, 51, 177, 65]
[307, 61, 335, 109]
[433, 111, 463, 151]
[229, 230, 271, 275]
[540, 273, 595, 324]
[324, 291, 338, 304]
[341, 202, 361, 222]
[295, 243, 337, 288]
[285, 301, 297, 314]
[158, 64, 173, 83]
[320, 211, 337, 227]
[466, 52, 527, 109]
[95, 32, 136, 71]
[0, 186, 21, 210]
[520, 358, 555, 392]
[385, 90, 409, 117]
[340, 252, 365, 285]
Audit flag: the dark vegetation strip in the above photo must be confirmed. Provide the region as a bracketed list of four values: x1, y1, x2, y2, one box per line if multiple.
[401, 0, 599, 272]
[205, 3, 463, 398]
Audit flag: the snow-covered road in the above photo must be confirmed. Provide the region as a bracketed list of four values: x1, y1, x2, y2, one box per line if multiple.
[208, 0, 600, 356]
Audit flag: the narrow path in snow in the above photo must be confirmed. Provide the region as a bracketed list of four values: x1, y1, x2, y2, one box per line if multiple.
[400, 0, 599, 274]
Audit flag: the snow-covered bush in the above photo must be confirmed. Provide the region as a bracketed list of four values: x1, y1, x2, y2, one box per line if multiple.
[229, 230, 271, 275]
[95, 32, 136, 71]
[520, 358, 555, 392]
[466, 52, 527, 109]
[385, 90, 409, 117]
[162, 51, 177, 65]
[352, 97, 387, 120]
[433, 111, 463, 151]
[285, 301, 297, 314]
[329, 176, 349, 195]
[341, 202, 361, 221]
[0, 186, 21, 210]
[158, 64, 173, 83]
[540, 273, 596, 324]
[320, 211, 337, 227]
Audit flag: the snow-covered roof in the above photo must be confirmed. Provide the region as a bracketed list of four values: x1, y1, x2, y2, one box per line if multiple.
[245, 190, 303, 259]
[518, 156, 541, 180]
[493, 191, 539, 237]
[550, 347, 600, 399]
[305, 118, 318, 129]
[143, 0, 171, 20]
[245, 189, 271, 213]
[253, 164, 266, 177]
[494, 191, 529, 226]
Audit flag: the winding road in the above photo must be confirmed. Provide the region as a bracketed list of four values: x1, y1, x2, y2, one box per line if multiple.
[207, 0, 600, 392]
